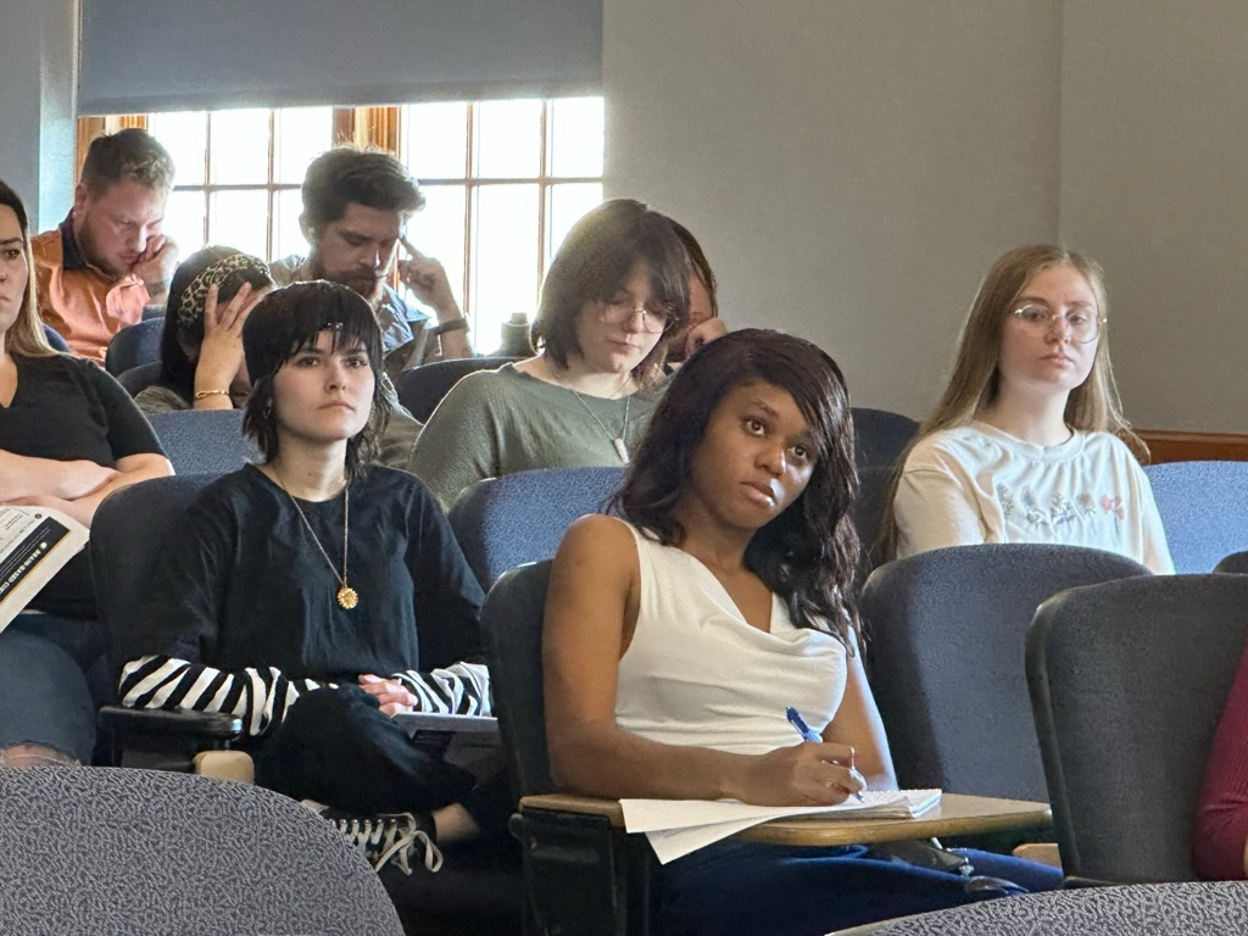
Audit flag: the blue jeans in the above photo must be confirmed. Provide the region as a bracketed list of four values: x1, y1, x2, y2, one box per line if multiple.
[659, 839, 1063, 935]
[0, 614, 109, 763]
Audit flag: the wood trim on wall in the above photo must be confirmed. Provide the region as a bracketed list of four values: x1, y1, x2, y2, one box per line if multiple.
[1139, 430, 1248, 464]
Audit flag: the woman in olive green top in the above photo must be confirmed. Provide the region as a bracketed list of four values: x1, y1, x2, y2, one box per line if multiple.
[411, 199, 725, 510]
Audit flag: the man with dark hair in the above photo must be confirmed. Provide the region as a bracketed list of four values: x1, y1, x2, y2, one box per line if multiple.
[271, 147, 473, 369]
[33, 128, 178, 364]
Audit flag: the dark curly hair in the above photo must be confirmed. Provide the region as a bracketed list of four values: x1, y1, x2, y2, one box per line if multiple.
[611, 329, 861, 647]
[242, 282, 391, 476]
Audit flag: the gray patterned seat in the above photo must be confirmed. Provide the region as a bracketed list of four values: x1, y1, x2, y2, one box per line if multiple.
[853, 881, 1248, 934]
[0, 766, 404, 935]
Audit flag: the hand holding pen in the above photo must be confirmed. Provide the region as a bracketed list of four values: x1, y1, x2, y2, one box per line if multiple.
[786, 707, 867, 803]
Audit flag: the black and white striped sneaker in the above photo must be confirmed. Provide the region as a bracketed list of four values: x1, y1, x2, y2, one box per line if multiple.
[302, 800, 443, 875]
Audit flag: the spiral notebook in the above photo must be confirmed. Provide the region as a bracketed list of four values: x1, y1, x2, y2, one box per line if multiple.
[620, 789, 942, 863]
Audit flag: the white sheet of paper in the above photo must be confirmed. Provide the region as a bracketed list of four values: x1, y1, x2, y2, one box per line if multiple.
[622, 790, 942, 864]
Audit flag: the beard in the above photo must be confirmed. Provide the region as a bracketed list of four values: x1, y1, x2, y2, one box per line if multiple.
[306, 255, 384, 306]
[75, 218, 129, 280]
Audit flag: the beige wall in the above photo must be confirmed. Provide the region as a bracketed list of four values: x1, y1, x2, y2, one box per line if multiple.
[604, 0, 1247, 431]
[7, 2, 1242, 429]
[1060, 3, 1248, 432]
[603, 0, 1063, 419]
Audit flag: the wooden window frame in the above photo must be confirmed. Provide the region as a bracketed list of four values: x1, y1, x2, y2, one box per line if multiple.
[77, 99, 605, 328]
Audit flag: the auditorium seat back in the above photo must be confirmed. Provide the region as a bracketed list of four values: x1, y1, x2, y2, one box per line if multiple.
[1214, 550, 1248, 574]
[91, 475, 217, 670]
[148, 410, 259, 474]
[1028, 574, 1248, 882]
[117, 361, 162, 397]
[482, 560, 555, 798]
[396, 356, 520, 423]
[448, 466, 625, 590]
[1145, 460, 1248, 573]
[105, 317, 163, 375]
[43, 323, 70, 352]
[861, 543, 1150, 802]
[851, 406, 918, 470]
[0, 766, 403, 933]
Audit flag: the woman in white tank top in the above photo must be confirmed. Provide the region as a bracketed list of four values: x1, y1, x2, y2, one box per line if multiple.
[544, 329, 1059, 934]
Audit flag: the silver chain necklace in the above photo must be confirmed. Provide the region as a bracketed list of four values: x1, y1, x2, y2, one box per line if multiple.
[568, 390, 631, 463]
[542, 357, 633, 463]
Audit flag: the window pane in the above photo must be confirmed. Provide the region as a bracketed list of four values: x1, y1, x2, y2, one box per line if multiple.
[164, 189, 207, 256]
[148, 111, 207, 187]
[402, 184, 466, 316]
[274, 106, 332, 184]
[549, 97, 604, 178]
[472, 184, 539, 345]
[208, 190, 269, 259]
[273, 188, 307, 262]
[210, 109, 270, 185]
[475, 100, 542, 179]
[404, 102, 468, 180]
[546, 183, 604, 274]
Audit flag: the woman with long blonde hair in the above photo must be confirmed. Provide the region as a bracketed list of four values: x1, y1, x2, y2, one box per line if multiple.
[0, 179, 172, 768]
[885, 244, 1172, 573]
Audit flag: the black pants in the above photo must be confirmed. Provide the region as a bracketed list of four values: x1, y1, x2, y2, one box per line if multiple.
[253, 686, 512, 835]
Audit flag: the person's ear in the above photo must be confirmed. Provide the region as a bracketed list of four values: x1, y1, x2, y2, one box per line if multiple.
[72, 183, 90, 214]
[300, 213, 318, 247]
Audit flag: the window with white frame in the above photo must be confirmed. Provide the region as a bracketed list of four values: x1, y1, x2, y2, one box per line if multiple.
[127, 97, 604, 349]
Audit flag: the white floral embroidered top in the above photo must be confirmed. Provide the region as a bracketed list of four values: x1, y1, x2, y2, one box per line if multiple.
[893, 421, 1174, 573]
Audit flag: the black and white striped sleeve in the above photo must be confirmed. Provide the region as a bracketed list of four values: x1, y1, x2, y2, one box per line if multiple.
[118, 655, 337, 737]
[392, 661, 492, 716]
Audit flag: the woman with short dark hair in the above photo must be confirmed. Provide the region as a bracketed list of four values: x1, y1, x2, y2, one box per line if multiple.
[410, 198, 722, 509]
[138, 247, 426, 471]
[135, 246, 274, 415]
[118, 282, 502, 873]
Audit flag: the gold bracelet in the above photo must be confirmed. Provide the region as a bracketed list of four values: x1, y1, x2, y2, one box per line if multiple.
[193, 389, 231, 400]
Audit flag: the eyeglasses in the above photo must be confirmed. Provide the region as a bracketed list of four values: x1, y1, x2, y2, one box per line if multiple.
[597, 296, 675, 334]
[1010, 304, 1103, 344]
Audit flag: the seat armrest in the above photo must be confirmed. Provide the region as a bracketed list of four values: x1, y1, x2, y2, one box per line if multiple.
[513, 796, 656, 933]
[520, 793, 625, 827]
[98, 705, 244, 741]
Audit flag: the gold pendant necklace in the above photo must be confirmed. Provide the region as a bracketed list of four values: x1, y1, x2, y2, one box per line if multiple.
[275, 471, 357, 610]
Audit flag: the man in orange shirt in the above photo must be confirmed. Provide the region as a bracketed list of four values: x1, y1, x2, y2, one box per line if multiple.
[33, 129, 178, 365]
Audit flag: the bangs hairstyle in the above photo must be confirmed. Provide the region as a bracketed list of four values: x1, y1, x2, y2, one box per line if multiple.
[532, 199, 691, 385]
[880, 243, 1141, 559]
[612, 329, 862, 647]
[242, 281, 391, 476]
[0, 180, 55, 359]
[159, 246, 274, 396]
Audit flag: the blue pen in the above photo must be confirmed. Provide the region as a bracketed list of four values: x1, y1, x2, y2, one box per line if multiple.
[786, 707, 866, 802]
